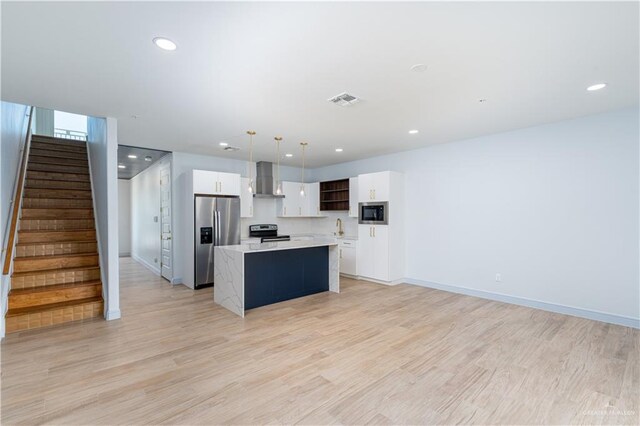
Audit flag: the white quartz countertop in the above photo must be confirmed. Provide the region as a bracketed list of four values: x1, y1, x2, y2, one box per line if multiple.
[218, 237, 338, 254]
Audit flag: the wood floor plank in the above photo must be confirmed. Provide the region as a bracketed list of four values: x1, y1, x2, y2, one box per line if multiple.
[1, 257, 638, 425]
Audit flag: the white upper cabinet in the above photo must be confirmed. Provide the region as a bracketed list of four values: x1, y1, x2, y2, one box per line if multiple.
[305, 182, 320, 217]
[278, 181, 301, 217]
[358, 171, 390, 201]
[217, 172, 241, 196]
[240, 177, 254, 218]
[277, 181, 322, 217]
[192, 170, 240, 196]
[349, 177, 358, 218]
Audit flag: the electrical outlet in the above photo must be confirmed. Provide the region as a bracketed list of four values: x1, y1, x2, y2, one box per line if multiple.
[495, 273, 502, 282]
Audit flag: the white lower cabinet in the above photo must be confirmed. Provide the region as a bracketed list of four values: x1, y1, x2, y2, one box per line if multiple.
[358, 225, 390, 282]
[339, 239, 357, 276]
[240, 177, 253, 218]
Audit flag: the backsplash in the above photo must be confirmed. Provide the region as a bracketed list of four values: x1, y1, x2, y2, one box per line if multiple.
[240, 198, 358, 238]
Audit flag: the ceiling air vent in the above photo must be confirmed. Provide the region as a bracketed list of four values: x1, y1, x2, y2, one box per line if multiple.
[223, 146, 240, 152]
[328, 92, 360, 107]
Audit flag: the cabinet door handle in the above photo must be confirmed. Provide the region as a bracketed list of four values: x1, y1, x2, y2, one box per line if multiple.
[250, 206, 252, 216]
[373, 227, 376, 237]
[284, 206, 287, 215]
[369, 227, 372, 237]
[340, 249, 343, 259]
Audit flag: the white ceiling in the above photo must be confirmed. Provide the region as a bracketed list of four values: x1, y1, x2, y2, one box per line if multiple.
[2, 1, 638, 168]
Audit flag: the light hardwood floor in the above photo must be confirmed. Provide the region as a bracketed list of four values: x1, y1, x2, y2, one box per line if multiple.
[2, 257, 638, 425]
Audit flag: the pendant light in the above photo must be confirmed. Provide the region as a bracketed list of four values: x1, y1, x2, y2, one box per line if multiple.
[299, 142, 308, 196]
[274, 136, 283, 195]
[246, 130, 256, 193]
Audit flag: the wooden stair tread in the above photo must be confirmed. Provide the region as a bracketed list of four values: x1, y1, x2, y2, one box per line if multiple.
[10, 280, 101, 295]
[30, 142, 86, 152]
[16, 239, 97, 246]
[14, 253, 98, 261]
[18, 228, 95, 233]
[11, 265, 100, 278]
[27, 170, 89, 176]
[6, 297, 102, 317]
[15, 252, 98, 259]
[30, 136, 86, 146]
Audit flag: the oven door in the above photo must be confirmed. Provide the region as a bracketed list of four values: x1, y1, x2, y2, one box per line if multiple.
[358, 202, 388, 225]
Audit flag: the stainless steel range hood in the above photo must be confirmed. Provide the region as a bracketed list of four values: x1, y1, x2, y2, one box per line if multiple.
[254, 161, 285, 198]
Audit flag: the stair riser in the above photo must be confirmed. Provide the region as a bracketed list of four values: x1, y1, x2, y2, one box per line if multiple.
[22, 198, 93, 209]
[31, 136, 86, 148]
[29, 148, 87, 160]
[30, 141, 87, 154]
[26, 170, 90, 182]
[15, 241, 97, 257]
[28, 162, 89, 174]
[21, 209, 94, 219]
[9, 284, 102, 309]
[14, 255, 99, 273]
[26, 179, 92, 190]
[18, 230, 96, 244]
[29, 155, 88, 167]
[5, 300, 102, 333]
[23, 188, 92, 200]
[11, 268, 101, 290]
[20, 219, 95, 231]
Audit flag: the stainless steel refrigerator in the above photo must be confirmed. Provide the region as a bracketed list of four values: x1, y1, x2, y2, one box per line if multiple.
[194, 195, 241, 289]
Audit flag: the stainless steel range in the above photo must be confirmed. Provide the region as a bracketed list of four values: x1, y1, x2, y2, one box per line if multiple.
[249, 224, 291, 243]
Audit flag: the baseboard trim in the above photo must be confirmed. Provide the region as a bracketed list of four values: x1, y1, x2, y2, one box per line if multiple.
[357, 276, 403, 286]
[170, 277, 182, 285]
[131, 254, 161, 276]
[105, 309, 121, 320]
[405, 278, 640, 329]
[119, 252, 131, 258]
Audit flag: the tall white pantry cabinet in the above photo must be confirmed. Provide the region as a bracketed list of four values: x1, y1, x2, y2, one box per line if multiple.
[357, 171, 404, 284]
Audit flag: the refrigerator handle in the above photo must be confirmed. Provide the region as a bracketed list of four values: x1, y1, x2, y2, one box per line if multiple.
[216, 211, 221, 246]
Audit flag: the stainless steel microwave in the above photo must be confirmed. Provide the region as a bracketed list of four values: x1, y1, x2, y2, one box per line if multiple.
[358, 202, 388, 225]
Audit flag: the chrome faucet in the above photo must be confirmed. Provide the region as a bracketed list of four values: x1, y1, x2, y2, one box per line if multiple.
[336, 218, 344, 237]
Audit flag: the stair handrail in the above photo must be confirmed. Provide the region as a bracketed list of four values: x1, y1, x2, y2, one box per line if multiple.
[3, 106, 35, 275]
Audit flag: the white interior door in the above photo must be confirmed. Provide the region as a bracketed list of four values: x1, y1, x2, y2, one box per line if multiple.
[160, 158, 173, 282]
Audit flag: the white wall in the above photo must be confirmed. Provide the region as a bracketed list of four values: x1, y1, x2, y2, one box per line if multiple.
[0, 101, 29, 339]
[311, 108, 640, 327]
[117, 179, 131, 257]
[87, 117, 120, 321]
[130, 161, 162, 274]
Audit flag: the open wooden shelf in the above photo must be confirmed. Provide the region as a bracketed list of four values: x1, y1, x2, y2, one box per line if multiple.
[320, 179, 349, 211]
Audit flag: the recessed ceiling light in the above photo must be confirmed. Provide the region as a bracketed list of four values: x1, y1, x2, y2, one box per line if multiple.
[587, 83, 607, 91]
[335, 148, 343, 152]
[410, 64, 428, 72]
[127, 154, 137, 159]
[118, 165, 126, 169]
[219, 142, 228, 147]
[153, 37, 177, 51]
[144, 156, 152, 162]
[285, 153, 293, 157]
[408, 130, 419, 134]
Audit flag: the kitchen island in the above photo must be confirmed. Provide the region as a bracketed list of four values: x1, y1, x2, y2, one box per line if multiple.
[214, 238, 340, 317]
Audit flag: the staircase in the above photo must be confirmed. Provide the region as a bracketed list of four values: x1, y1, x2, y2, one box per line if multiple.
[5, 135, 103, 333]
